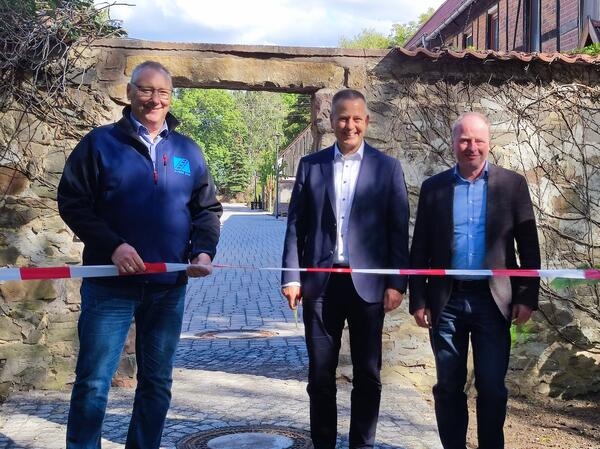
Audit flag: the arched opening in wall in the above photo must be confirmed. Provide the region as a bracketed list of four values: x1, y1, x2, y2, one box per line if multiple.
[170, 88, 312, 215]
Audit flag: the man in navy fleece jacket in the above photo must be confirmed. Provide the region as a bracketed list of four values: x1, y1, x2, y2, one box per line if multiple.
[58, 60, 222, 449]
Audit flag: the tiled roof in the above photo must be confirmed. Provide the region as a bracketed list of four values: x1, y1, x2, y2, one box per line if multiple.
[394, 47, 600, 65]
[404, 0, 467, 49]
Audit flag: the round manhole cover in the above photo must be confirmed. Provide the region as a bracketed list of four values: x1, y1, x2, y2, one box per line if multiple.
[194, 329, 278, 339]
[177, 426, 312, 449]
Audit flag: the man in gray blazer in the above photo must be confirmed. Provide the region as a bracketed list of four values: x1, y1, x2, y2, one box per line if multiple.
[282, 89, 409, 449]
[409, 112, 540, 449]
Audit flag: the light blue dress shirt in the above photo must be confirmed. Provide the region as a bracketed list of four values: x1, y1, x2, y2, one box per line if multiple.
[129, 113, 168, 165]
[451, 162, 488, 280]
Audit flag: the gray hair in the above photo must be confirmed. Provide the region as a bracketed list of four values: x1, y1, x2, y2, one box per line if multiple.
[331, 89, 367, 116]
[130, 61, 172, 87]
[451, 112, 491, 141]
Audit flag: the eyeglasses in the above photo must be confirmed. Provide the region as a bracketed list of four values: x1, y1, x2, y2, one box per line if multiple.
[132, 83, 172, 101]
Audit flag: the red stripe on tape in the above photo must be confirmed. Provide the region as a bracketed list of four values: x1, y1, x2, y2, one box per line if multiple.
[143, 263, 168, 273]
[584, 269, 600, 280]
[20, 267, 71, 280]
[492, 269, 540, 277]
[117, 263, 168, 276]
[307, 267, 352, 273]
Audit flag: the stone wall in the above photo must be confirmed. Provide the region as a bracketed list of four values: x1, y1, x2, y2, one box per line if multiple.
[1, 39, 599, 400]
[0, 40, 387, 398]
[0, 47, 123, 399]
[360, 52, 600, 399]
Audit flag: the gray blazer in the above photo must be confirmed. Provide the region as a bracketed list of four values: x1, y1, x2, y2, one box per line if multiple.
[409, 163, 541, 325]
[282, 143, 410, 302]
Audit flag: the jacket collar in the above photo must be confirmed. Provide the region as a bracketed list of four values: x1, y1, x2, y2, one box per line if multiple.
[116, 105, 180, 139]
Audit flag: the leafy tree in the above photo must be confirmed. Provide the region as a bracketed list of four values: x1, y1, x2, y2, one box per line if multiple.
[339, 28, 391, 49]
[170, 89, 250, 196]
[171, 89, 312, 202]
[338, 8, 435, 49]
[282, 93, 311, 147]
[389, 7, 435, 47]
[225, 134, 251, 195]
[232, 91, 286, 171]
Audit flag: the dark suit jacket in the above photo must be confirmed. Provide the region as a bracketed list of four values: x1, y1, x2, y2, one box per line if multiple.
[409, 163, 541, 325]
[282, 142, 409, 302]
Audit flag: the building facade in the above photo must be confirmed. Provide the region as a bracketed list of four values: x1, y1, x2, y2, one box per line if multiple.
[405, 0, 600, 52]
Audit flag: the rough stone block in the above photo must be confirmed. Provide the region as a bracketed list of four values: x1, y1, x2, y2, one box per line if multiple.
[46, 322, 77, 343]
[126, 55, 345, 91]
[1, 280, 58, 303]
[0, 316, 23, 342]
[0, 166, 29, 196]
[347, 67, 368, 89]
[96, 50, 126, 82]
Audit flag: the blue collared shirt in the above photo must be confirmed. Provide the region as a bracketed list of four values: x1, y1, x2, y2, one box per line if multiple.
[129, 113, 168, 164]
[451, 162, 488, 279]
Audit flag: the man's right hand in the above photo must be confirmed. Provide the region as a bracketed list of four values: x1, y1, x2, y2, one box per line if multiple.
[282, 285, 302, 310]
[111, 243, 146, 274]
[413, 307, 432, 329]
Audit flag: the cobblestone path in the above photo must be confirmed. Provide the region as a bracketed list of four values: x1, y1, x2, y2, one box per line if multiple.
[0, 204, 441, 449]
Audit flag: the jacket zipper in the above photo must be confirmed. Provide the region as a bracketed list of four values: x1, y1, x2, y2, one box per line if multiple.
[163, 153, 168, 186]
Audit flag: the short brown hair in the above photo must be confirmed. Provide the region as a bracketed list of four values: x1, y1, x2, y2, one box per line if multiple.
[331, 89, 367, 116]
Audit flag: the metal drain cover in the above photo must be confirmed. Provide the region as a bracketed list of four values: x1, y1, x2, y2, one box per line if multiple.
[194, 329, 277, 339]
[177, 426, 312, 449]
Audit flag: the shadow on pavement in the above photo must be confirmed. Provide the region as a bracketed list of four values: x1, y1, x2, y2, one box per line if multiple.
[0, 433, 29, 449]
[174, 335, 308, 381]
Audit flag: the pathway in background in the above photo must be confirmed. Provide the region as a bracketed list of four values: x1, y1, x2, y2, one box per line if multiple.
[0, 204, 441, 449]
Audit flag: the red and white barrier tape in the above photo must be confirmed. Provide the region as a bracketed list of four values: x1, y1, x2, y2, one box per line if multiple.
[0, 263, 185, 281]
[0, 263, 599, 282]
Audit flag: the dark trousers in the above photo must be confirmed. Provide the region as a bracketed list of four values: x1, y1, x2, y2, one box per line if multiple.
[302, 273, 385, 449]
[431, 286, 511, 449]
[66, 280, 186, 449]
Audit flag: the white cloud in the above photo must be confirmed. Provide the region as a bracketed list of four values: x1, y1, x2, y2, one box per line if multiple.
[99, 0, 444, 47]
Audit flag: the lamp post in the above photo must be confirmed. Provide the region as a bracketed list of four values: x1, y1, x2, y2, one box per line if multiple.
[253, 170, 257, 210]
[274, 135, 281, 219]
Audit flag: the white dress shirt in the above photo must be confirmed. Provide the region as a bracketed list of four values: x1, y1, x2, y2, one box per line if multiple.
[283, 141, 364, 288]
[333, 141, 364, 264]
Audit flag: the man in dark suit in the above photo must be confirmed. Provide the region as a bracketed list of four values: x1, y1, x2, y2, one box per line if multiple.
[281, 89, 409, 449]
[409, 112, 541, 449]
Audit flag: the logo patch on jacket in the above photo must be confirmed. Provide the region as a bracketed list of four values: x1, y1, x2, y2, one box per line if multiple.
[173, 156, 191, 176]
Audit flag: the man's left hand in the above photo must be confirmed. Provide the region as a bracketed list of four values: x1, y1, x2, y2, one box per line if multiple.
[187, 253, 213, 278]
[384, 288, 403, 313]
[512, 304, 533, 325]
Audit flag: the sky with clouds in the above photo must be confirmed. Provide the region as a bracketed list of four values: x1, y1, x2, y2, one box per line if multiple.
[99, 0, 445, 47]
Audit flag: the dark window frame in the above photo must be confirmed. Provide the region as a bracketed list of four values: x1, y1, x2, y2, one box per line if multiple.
[487, 4, 500, 50]
[524, 0, 541, 52]
[463, 26, 474, 49]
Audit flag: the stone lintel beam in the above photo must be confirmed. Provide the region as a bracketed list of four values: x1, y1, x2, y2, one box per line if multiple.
[125, 54, 346, 92]
[93, 38, 390, 59]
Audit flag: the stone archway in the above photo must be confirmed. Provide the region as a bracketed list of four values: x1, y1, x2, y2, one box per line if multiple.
[91, 39, 390, 149]
[0, 38, 395, 395]
[88, 39, 397, 386]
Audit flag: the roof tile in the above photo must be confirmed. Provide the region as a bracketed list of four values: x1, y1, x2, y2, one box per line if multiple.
[394, 47, 600, 65]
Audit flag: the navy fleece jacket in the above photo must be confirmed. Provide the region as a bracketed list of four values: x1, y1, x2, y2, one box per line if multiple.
[57, 107, 223, 286]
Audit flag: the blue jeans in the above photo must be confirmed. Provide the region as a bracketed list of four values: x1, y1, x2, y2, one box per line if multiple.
[431, 288, 511, 449]
[66, 280, 186, 449]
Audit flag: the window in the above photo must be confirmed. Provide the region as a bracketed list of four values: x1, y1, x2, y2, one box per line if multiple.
[524, 0, 541, 52]
[463, 27, 474, 49]
[581, 0, 600, 29]
[487, 5, 500, 50]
